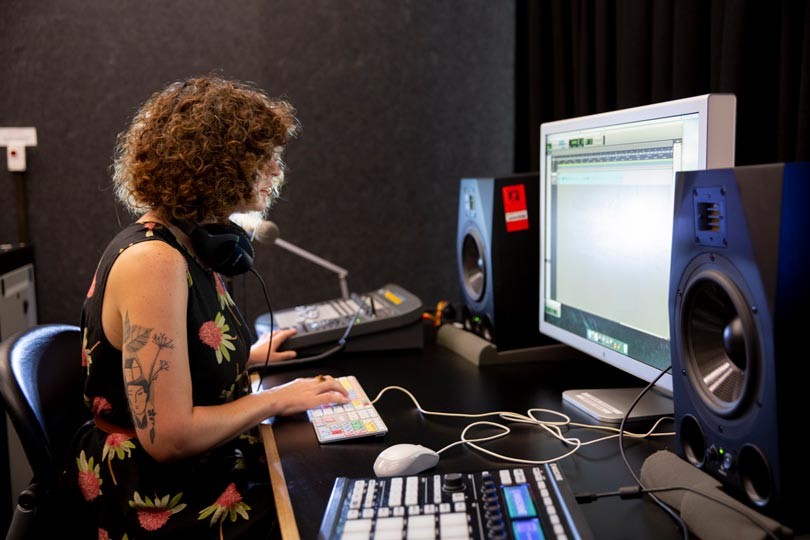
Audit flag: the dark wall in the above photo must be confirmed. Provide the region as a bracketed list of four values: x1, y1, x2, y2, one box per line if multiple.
[0, 1, 515, 329]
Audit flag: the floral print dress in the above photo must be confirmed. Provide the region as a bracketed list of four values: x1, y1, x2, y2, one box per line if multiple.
[65, 222, 277, 540]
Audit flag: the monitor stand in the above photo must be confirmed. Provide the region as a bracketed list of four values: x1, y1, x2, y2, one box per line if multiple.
[562, 387, 673, 424]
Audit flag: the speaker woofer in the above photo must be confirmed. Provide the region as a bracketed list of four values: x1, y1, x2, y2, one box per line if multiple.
[680, 267, 758, 418]
[461, 231, 487, 302]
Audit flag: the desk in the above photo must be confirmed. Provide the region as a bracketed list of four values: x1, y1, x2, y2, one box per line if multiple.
[259, 339, 682, 539]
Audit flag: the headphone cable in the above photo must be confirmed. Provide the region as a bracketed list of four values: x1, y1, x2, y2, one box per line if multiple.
[248, 267, 275, 391]
[248, 268, 370, 388]
[257, 297, 367, 372]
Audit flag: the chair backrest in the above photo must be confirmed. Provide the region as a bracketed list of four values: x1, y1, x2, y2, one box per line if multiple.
[0, 324, 89, 488]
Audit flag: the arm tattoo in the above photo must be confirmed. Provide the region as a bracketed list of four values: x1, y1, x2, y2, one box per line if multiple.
[122, 312, 174, 443]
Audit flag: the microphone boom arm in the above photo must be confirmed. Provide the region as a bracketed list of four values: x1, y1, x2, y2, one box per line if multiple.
[273, 238, 350, 299]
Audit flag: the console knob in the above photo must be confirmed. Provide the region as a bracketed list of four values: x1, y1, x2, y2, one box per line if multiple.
[487, 520, 507, 539]
[722, 452, 736, 473]
[443, 473, 466, 492]
[487, 518, 505, 528]
[485, 508, 503, 521]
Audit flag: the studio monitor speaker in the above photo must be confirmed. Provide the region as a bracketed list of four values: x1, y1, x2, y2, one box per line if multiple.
[456, 174, 557, 351]
[669, 162, 810, 531]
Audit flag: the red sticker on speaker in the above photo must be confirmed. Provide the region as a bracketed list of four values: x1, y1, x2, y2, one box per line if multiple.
[502, 184, 529, 232]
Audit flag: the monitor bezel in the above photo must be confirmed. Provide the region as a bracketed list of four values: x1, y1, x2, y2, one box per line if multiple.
[538, 93, 737, 393]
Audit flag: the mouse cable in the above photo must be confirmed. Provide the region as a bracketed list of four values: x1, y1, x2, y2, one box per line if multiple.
[449, 412, 671, 466]
[368, 385, 673, 466]
[574, 485, 781, 540]
[369, 385, 673, 447]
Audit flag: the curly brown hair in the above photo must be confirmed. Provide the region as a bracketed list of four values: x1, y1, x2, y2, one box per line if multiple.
[112, 75, 300, 222]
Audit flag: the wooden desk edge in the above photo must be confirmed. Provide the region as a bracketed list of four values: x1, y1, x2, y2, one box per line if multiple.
[260, 422, 301, 540]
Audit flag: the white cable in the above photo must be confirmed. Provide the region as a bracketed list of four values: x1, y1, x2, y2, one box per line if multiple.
[370, 385, 674, 465]
[457, 421, 583, 465]
[434, 421, 512, 454]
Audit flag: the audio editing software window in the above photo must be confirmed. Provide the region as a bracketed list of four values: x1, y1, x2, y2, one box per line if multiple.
[542, 114, 700, 370]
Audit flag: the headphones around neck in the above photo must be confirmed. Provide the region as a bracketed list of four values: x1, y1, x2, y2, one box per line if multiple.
[172, 219, 255, 276]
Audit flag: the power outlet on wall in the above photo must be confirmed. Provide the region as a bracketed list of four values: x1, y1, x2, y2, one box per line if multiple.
[0, 128, 37, 172]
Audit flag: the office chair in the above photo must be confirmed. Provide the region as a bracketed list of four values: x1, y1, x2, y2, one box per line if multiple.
[0, 324, 92, 540]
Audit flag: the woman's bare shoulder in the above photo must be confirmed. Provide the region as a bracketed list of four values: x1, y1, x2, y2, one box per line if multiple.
[109, 239, 188, 288]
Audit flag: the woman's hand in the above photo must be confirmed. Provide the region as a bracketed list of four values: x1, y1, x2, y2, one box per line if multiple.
[264, 375, 350, 416]
[248, 328, 298, 367]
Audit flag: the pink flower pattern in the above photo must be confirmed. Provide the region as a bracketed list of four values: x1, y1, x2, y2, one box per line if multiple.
[198, 483, 251, 539]
[92, 396, 112, 415]
[77, 451, 102, 501]
[87, 271, 97, 298]
[129, 491, 187, 531]
[199, 312, 237, 363]
[102, 433, 136, 485]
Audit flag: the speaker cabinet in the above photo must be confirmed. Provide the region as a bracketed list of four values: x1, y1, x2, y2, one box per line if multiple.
[669, 162, 810, 530]
[456, 174, 557, 351]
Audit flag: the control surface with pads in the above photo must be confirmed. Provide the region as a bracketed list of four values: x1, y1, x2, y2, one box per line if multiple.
[373, 443, 440, 477]
[319, 464, 595, 539]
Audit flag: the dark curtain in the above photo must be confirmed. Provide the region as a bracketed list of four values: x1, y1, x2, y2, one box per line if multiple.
[515, 0, 810, 172]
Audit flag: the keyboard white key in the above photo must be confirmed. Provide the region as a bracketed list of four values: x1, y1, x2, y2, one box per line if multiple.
[387, 477, 403, 507]
[306, 376, 388, 443]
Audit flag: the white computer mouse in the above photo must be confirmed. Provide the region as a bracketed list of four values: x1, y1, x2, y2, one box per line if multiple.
[373, 443, 440, 477]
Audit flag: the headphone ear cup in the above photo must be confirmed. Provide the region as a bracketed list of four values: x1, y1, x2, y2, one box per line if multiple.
[176, 220, 255, 276]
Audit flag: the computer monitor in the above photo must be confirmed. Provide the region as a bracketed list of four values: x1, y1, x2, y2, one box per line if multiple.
[539, 94, 736, 423]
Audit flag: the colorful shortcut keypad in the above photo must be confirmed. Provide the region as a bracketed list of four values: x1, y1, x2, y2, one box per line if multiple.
[307, 376, 388, 443]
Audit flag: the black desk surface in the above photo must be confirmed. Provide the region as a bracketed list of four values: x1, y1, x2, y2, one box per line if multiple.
[260, 335, 683, 540]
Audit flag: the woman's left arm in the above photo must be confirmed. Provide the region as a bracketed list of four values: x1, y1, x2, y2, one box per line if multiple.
[247, 328, 298, 367]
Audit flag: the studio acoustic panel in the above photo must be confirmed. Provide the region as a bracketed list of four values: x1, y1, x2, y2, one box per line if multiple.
[669, 162, 810, 531]
[456, 174, 558, 352]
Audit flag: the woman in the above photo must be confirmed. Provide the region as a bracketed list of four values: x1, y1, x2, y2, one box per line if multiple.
[66, 75, 349, 539]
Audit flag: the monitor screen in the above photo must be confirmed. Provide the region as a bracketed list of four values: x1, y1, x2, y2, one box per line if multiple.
[539, 94, 736, 422]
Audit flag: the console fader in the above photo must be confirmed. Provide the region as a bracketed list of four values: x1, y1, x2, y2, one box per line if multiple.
[319, 464, 594, 539]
